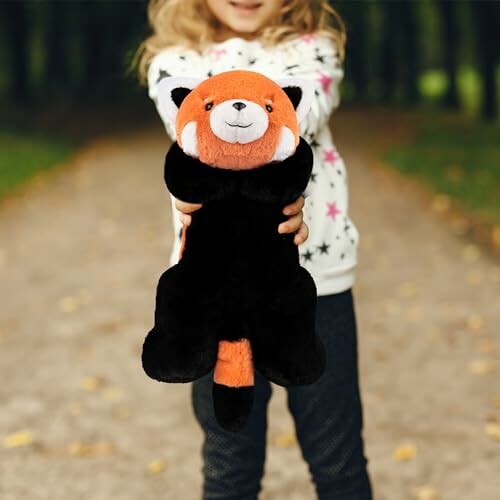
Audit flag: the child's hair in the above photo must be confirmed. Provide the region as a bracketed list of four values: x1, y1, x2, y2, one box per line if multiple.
[134, 0, 346, 85]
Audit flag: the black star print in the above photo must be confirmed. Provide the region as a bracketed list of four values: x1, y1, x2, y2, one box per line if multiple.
[350, 239, 355, 244]
[330, 182, 335, 188]
[179, 55, 186, 60]
[285, 64, 299, 71]
[337, 169, 342, 176]
[314, 89, 320, 97]
[207, 70, 213, 77]
[344, 224, 350, 232]
[310, 173, 317, 183]
[318, 242, 330, 254]
[340, 253, 345, 260]
[310, 139, 321, 149]
[248, 58, 257, 65]
[156, 69, 171, 83]
[315, 54, 326, 64]
[237, 51, 243, 56]
[302, 250, 314, 262]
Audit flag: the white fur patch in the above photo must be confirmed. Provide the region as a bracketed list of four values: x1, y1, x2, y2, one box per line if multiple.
[271, 127, 296, 162]
[209, 99, 269, 144]
[180, 121, 198, 158]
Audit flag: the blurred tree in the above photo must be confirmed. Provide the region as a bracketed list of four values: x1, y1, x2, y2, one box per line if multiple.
[436, 0, 459, 109]
[45, 0, 70, 98]
[2, 1, 30, 104]
[335, 0, 370, 101]
[472, 0, 500, 121]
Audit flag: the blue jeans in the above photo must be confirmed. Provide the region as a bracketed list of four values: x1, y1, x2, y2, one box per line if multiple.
[191, 289, 373, 499]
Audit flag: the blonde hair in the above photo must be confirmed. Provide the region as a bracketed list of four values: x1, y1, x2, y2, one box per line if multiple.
[133, 0, 346, 85]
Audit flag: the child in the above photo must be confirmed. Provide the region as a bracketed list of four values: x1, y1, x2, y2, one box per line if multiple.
[136, 1, 373, 498]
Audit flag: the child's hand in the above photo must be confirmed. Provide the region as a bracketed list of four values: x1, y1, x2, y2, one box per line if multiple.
[279, 196, 309, 246]
[176, 196, 308, 246]
[175, 199, 203, 226]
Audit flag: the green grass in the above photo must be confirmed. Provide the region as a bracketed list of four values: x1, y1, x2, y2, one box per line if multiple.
[384, 116, 500, 225]
[0, 129, 76, 199]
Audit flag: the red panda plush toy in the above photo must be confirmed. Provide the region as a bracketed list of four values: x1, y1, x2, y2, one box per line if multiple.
[142, 70, 326, 432]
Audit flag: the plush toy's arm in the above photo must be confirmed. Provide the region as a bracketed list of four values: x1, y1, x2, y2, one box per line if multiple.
[241, 138, 313, 204]
[164, 142, 235, 203]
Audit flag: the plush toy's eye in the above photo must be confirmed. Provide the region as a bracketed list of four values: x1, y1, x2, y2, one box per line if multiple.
[205, 102, 214, 111]
[266, 104, 273, 112]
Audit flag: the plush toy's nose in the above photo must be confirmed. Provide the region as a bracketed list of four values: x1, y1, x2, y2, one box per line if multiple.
[232, 102, 246, 111]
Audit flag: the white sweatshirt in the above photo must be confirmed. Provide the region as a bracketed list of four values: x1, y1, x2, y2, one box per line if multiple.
[147, 34, 359, 296]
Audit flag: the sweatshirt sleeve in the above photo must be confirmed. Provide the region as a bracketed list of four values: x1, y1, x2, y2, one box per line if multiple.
[280, 35, 344, 140]
[147, 46, 208, 141]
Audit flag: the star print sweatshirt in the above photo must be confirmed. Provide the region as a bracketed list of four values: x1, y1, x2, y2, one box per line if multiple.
[147, 34, 359, 296]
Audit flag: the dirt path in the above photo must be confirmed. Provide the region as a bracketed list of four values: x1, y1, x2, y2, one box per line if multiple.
[0, 109, 498, 500]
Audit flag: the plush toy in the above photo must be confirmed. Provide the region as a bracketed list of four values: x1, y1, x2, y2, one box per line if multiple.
[142, 70, 326, 432]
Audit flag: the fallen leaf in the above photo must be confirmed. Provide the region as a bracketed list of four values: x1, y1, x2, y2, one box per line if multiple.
[112, 405, 132, 420]
[477, 338, 496, 353]
[273, 430, 297, 448]
[466, 314, 485, 332]
[383, 299, 400, 315]
[59, 296, 81, 313]
[148, 459, 167, 475]
[468, 360, 496, 375]
[102, 387, 124, 402]
[463, 244, 480, 262]
[67, 440, 116, 457]
[398, 282, 418, 298]
[431, 194, 451, 213]
[81, 376, 106, 391]
[492, 226, 500, 248]
[392, 442, 417, 462]
[485, 422, 500, 441]
[426, 326, 442, 341]
[465, 270, 483, 286]
[4, 430, 35, 449]
[413, 485, 439, 500]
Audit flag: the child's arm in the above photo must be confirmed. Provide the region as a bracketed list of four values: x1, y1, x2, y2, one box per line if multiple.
[282, 35, 344, 140]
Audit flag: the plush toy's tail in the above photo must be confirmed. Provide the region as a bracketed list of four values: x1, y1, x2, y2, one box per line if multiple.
[212, 338, 255, 432]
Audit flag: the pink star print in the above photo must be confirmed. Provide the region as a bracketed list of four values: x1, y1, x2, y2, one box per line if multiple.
[301, 34, 316, 43]
[326, 202, 341, 220]
[211, 48, 227, 61]
[323, 149, 337, 164]
[318, 71, 332, 95]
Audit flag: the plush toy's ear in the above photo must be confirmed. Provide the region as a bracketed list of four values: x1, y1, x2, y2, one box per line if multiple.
[275, 78, 314, 123]
[157, 76, 203, 124]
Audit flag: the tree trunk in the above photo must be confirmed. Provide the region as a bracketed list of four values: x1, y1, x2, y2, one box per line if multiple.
[473, 1, 499, 121]
[2, 1, 30, 104]
[436, 0, 460, 108]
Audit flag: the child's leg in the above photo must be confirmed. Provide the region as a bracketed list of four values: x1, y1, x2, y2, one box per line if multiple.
[191, 369, 273, 500]
[287, 290, 373, 500]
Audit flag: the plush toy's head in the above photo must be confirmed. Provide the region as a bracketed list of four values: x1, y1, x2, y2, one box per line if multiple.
[157, 70, 313, 170]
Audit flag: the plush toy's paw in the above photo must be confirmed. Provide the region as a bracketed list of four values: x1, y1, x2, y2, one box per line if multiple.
[213, 383, 254, 432]
[142, 325, 217, 383]
[252, 267, 325, 386]
[142, 265, 219, 383]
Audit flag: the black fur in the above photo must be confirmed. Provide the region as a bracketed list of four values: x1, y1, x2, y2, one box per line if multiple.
[142, 138, 326, 430]
[282, 86, 303, 110]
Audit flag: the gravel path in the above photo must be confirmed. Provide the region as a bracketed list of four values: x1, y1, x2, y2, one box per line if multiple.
[0, 109, 498, 500]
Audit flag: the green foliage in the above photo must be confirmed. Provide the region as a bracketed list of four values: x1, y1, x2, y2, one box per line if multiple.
[0, 130, 75, 199]
[384, 116, 500, 224]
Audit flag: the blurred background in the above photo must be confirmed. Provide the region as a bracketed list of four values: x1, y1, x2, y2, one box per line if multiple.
[0, 1, 499, 499]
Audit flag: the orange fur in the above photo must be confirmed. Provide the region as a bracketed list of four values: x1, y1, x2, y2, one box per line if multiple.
[176, 70, 299, 169]
[214, 339, 254, 388]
